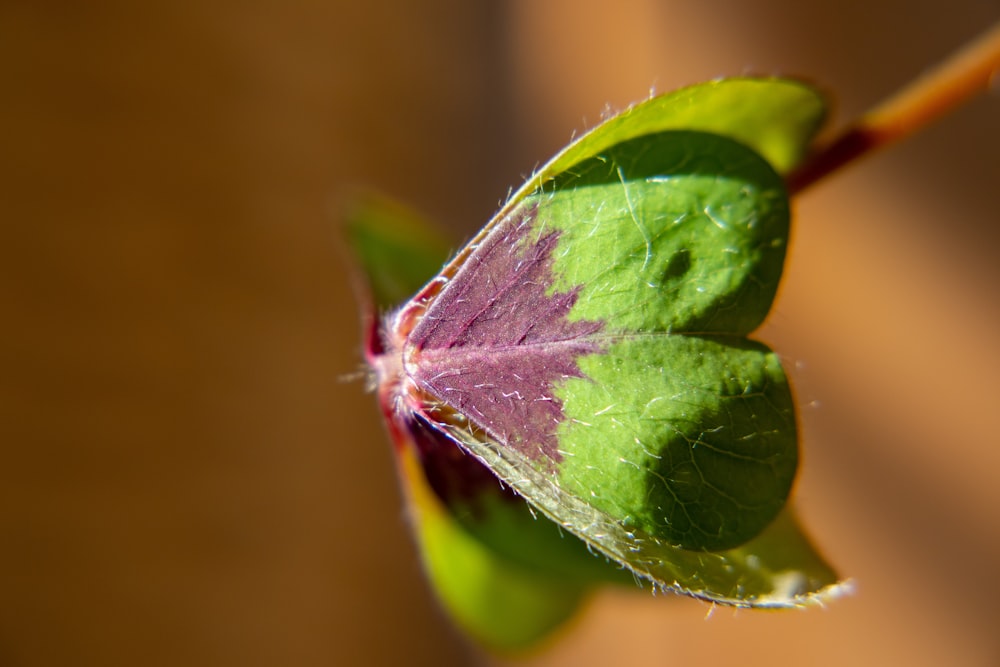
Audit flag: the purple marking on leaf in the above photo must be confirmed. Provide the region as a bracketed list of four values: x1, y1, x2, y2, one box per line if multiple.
[403, 204, 604, 462]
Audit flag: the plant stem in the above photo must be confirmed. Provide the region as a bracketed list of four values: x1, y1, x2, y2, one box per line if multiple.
[787, 21, 1000, 195]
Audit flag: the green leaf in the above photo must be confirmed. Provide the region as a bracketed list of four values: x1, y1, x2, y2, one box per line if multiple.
[387, 79, 843, 607]
[544, 130, 789, 334]
[350, 78, 845, 655]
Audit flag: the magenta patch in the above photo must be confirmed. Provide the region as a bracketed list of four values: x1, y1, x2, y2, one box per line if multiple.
[402, 204, 604, 462]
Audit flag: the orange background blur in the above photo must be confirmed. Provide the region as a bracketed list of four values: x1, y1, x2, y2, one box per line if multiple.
[2, 2, 998, 666]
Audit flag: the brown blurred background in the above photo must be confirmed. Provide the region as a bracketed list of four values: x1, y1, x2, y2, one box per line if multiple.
[2, 1, 998, 666]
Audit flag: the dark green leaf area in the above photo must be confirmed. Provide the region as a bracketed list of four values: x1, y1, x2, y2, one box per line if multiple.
[557, 336, 797, 551]
[540, 130, 789, 336]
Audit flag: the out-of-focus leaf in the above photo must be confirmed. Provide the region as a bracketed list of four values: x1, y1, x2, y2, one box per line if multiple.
[396, 432, 588, 652]
[342, 192, 453, 310]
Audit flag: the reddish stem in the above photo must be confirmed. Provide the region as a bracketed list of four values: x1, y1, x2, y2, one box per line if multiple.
[787, 22, 1000, 196]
